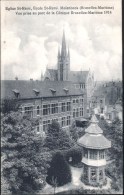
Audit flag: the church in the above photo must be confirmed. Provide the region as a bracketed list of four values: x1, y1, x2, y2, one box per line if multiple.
[43, 31, 95, 112]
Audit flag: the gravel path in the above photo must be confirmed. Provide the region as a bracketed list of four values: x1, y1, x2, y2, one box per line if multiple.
[37, 166, 112, 194]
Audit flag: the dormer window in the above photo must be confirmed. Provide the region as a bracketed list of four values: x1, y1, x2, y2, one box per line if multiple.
[12, 89, 20, 98]
[63, 88, 69, 94]
[49, 88, 56, 95]
[33, 89, 40, 96]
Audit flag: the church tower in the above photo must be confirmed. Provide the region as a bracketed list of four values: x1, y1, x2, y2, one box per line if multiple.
[57, 31, 70, 81]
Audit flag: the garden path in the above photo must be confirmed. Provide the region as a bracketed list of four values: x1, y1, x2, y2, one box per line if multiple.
[38, 166, 111, 194]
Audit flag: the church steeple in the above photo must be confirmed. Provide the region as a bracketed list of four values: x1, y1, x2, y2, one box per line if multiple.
[57, 31, 70, 81]
[61, 30, 67, 57]
[58, 46, 61, 58]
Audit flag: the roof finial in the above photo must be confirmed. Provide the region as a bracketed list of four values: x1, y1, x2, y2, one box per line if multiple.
[90, 114, 99, 123]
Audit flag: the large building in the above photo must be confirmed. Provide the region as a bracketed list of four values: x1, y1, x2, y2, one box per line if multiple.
[43, 31, 95, 111]
[1, 80, 87, 135]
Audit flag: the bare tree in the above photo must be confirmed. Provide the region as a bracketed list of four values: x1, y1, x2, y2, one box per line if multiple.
[51, 176, 58, 195]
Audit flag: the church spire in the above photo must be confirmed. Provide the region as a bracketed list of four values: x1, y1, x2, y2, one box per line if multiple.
[61, 30, 67, 57]
[58, 46, 60, 58]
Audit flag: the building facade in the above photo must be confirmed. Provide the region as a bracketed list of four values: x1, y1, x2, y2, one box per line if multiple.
[43, 31, 95, 114]
[1, 80, 87, 135]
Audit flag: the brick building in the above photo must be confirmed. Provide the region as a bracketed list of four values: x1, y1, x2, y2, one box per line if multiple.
[1, 80, 87, 135]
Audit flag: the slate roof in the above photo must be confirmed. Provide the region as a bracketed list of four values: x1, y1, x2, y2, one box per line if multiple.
[44, 68, 89, 83]
[45, 69, 58, 80]
[77, 133, 111, 149]
[77, 115, 111, 149]
[1, 80, 85, 100]
[69, 71, 89, 83]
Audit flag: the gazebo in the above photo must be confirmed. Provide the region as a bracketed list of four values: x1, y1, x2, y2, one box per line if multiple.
[77, 115, 111, 186]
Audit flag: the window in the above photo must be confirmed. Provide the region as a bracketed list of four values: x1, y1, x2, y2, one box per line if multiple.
[73, 99, 75, 103]
[99, 169, 103, 180]
[61, 102, 66, 112]
[100, 99, 103, 103]
[24, 106, 33, 116]
[90, 168, 97, 182]
[43, 120, 51, 132]
[76, 99, 79, 103]
[51, 103, 58, 114]
[73, 109, 76, 118]
[76, 108, 79, 117]
[37, 106, 40, 115]
[99, 150, 105, 159]
[80, 98, 83, 104]
[80, 108, 83, 116]
[62, 117, 66, 127]
[89, 149, 97, 160]
[83, 165, 88, 181]
[84, 148, 88, 158]
[67, 116, 71, 126]
[43, 104, 50, 115]
[67, 102, 71, 111]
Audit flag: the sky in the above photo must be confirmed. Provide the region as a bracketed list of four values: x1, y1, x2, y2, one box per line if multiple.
[1, 0, 122, 81]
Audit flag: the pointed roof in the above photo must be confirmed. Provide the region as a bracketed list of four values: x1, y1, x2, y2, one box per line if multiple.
[77, 114, 111, 149]
[61, 30, 67, 57]
[85, 115, 103, 134]
[58, 46, 61, 58]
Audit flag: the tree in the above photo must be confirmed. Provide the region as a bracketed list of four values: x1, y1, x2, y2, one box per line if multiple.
[1, 111, 51, 194]
[69, 121, 79, 142]
[1, 98, 20, 114]
[45, 121, 74, 150]
[46, 152, 72, 187]
[97, 116, 123, 192]
[65, 146, 82, 165]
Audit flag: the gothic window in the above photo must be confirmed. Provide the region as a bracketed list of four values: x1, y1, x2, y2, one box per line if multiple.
[67, 102, 71, 111]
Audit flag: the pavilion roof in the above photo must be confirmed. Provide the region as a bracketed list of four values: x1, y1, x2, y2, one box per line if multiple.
[77, 114, 111, 149]
[77, 133, 111, 149]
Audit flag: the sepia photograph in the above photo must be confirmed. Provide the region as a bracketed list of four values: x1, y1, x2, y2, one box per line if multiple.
[1, 0, 123, 194]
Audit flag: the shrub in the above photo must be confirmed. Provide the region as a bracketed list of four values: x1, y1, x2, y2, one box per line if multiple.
[65, 147, 82, 165]
[46, 151, 72, 187]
